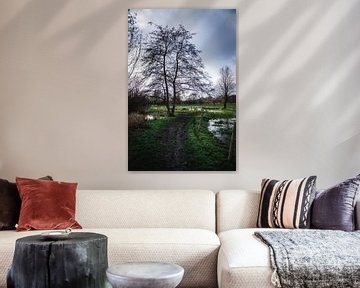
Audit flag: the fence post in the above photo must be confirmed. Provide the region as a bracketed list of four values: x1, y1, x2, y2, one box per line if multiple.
[197, 107, 203, 131]
[228, 122, 236, 161]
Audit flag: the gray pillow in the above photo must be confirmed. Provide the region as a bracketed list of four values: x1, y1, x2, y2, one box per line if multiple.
[311, 174, 360, 231]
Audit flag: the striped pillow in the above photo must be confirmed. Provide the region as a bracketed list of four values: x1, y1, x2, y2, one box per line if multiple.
[257, 176, 316, 229]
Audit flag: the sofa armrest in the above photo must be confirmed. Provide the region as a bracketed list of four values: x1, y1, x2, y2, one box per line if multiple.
[356, 200, 360, 230]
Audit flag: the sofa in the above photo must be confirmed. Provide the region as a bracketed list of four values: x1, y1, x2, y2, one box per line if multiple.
[0, 190, 220, 288]
[216, 190, 360, 288]
[1, 189, 359, 288]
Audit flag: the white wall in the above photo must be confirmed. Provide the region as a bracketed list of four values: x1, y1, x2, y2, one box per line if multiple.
[0, 0, 359, 191]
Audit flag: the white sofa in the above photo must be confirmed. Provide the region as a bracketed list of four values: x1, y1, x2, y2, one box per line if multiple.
[216, 190, 360, 288]
[0, 190, 220, 288]
[1, 189, 359, 288]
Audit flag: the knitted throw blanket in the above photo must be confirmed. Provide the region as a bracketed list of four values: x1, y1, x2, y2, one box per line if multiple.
[255, 230, 360, 288]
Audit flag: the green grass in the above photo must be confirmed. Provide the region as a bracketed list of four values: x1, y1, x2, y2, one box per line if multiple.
[147, 103, 236, 118]
[185, 116, 236, 171]
[128, 103, 236, 171]
[128, 118, 175, 171]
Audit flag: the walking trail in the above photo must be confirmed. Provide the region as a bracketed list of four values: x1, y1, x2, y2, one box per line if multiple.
[161, 114, 192, 170]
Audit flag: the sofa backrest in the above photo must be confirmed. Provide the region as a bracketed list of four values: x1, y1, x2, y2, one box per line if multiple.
[217, 190, 360, 233]
[216, 190, 260, 233]
[76, 190, 216, 231]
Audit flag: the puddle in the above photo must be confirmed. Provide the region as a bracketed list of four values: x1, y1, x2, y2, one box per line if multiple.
[207, 118, 236, 144]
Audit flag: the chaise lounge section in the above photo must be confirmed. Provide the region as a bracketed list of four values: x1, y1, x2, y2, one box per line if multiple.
[216, 189, 360, 288]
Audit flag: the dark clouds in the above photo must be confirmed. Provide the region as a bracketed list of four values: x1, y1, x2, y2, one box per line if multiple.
[133, 9, 236, 84]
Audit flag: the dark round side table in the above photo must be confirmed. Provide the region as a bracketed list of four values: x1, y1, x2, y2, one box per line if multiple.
[7, 232, 108, 288]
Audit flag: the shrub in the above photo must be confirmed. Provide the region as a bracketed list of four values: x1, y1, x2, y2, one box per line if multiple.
[128, 94, 149, 114]
[128, 113, 145, 127]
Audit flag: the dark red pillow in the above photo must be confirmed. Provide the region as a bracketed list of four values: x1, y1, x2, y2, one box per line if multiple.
[16, 177, 82, 231]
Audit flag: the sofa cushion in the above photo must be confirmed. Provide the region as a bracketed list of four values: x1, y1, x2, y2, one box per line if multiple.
[257, 176, 316, 229]
[16, 177, 82, 231]
[105, 228, 219, 288]
[0, 228, 220, 288]
[217, 228, 278, 288]
[76, 190, 216, 231]
[311, 174, 360, 231]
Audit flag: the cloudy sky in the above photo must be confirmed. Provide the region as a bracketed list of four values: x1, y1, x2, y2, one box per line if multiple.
[131, 9, 236, 86]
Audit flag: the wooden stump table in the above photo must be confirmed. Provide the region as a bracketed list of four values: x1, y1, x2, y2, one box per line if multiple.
[7, 232, 108, 288]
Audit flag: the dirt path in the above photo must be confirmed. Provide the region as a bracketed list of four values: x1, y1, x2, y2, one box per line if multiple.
[162, 114, 192, 170]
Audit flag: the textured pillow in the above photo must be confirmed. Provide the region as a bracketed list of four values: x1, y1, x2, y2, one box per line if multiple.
[311, 174, 360, 231]
[16, 177, 82, 231]
[257, 176, 317, 229]
[0, 176, 53, 230]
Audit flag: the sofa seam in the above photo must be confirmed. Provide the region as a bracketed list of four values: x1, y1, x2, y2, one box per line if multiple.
[108, 243, 220, 246]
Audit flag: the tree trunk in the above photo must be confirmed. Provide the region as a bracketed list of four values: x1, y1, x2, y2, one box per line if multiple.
[165, 99, 170, 116]
[171, 53, 180, 117]
[162, 52, 171, 116]
[171, 85, 177, 117]
[224, 93, 228, 109]
[7, 232, 108, 288]
[171, 98, 176, 116]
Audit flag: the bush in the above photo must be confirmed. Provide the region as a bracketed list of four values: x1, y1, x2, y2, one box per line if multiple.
[128, 113, 145, 127]
[128, 94, 149, 114]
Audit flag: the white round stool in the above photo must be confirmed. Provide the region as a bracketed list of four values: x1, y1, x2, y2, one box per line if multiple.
[106, 262, 184, 288]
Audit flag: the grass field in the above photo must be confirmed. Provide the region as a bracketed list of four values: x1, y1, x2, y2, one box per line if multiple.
[128, 103, 236, 171]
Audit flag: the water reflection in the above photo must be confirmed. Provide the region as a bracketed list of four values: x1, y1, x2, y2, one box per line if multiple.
[207, 118, 236, 144]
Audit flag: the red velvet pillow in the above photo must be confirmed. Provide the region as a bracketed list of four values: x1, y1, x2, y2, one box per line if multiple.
[16, 177, 82, 231]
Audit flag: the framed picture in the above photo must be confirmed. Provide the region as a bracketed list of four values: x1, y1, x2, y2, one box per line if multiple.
[128, 9, 236, 171]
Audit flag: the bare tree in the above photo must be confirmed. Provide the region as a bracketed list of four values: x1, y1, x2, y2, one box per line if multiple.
[142, 24, 174, 114]
[217, 66, 235, 109]
[142, 24, 212, 116]
[128, 10, 142, 79]
[128, 10, 138, 51]
[128, 10, 148, 113]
